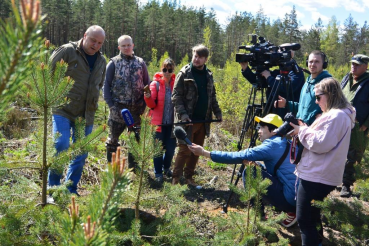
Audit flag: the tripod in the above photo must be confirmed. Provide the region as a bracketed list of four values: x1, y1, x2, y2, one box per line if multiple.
[223, 69, 296, 213]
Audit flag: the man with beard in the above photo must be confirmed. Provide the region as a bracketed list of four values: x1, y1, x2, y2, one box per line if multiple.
[171, 44, 222, 186]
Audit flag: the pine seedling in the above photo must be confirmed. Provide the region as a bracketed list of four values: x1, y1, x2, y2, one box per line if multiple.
[52, 147, 131, 245]
[0, 0, 43, 112]
[316, 196, 369, 245]
[21, 39, 107, 206]
[79, 147, 130, 238]
[21, 39, 73, 206]
[355, 178, 369, 201]
[222, 162, 284, 244]
[56, 196, 108, 245]
[122, 111, 163, 220]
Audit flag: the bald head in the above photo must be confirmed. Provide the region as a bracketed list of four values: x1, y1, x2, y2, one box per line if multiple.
[82, 25, 105, 55]
[85, 25, 105, 37]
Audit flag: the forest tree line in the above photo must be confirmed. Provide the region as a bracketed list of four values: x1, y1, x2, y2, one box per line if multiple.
[1, 0, 369, 67]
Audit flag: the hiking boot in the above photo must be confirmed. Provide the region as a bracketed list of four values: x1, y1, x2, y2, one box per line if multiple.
[281, 212, 297, 228]
[340, 184, 351, 198]
[164, 169, 173, 178]
[172, 177, 180, 185]
[155, 176, 164, 184]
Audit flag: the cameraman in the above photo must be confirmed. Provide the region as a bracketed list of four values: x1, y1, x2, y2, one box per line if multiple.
[240, 50, 305, 118]
[188, 114, 298, 227]
[275, 50, 332, 125]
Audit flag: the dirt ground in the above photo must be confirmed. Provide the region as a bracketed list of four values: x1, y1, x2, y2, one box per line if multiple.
[2, 134, 367, 245]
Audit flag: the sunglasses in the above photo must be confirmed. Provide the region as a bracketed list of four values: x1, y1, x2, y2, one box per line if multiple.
[162, 68, 173, 73]
[315, 93, 325, 101]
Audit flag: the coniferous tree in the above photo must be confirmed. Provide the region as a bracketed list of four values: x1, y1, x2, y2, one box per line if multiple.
[321, 16, 340, 65]
[301, 18, 324, 56]
[0, 0, 43, 112]
[20, 40, 107, 206]
[340, 14, 359, 64]
[282, 5, 300, 43]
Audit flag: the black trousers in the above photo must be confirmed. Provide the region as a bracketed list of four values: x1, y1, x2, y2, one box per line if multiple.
[296, 179, 335, 246]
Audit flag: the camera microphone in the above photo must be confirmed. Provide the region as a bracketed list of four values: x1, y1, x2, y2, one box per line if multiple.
[279, 43, 301, 51]
[121, 108, 134, 127]
[173, 126, 192, 145]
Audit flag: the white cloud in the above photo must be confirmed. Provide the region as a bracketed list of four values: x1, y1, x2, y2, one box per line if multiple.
[311, 11, 330, 23]
[341, 0, 365, 12]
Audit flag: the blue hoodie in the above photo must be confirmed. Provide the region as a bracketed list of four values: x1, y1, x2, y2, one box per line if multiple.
[287, 70, 332, 125]
[210, 136, 297, 207]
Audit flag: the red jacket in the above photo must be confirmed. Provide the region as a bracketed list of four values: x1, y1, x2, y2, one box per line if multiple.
[144, 72, 175, 132]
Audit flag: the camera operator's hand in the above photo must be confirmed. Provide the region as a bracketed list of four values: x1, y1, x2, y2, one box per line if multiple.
[261, 70, 271, 79]
[239, 62, 248, 71]
[188, 143, 210, 158]
[274, 96, 286, 108]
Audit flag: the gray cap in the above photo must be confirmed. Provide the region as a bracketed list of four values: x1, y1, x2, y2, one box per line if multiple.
[350, 54, 369, 65]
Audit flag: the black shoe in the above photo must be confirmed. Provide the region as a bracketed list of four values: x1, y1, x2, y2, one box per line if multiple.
[340, 185, 351, 198]
[155, 176, 164, 184]
[164, 169, 172, 178]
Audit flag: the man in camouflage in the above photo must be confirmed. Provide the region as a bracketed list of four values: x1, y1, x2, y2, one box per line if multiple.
[103, 35, 150, 166]
[171, 44, 222, 186]
[340, 54, 369, 197]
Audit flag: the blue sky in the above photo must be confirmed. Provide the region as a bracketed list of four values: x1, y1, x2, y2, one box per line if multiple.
[141, 0, 369, 30]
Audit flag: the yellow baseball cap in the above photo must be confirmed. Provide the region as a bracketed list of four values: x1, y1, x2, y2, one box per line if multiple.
[255, 114, 283, 128]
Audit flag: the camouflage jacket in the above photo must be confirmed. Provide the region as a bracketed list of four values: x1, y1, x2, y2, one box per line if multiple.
[110, 54, 148, 106]
[171, 64, 222, 139]
[51, 39, 106, 126]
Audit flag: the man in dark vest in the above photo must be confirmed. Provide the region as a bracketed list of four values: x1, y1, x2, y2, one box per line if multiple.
[340, 54, 369, 197]
[48, 25, 106, 195]
[171, 44, 222, 186]
[103, 35, 150, 166]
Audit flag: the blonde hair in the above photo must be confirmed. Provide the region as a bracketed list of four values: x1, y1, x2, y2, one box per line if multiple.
[117, 35, 132, 45]
[314, 77, 351, 112]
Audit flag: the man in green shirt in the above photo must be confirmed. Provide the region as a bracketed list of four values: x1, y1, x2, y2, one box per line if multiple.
[340, 54, 369, 197]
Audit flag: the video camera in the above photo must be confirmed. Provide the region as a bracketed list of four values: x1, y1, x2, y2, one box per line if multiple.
[236, 34, 301, 87]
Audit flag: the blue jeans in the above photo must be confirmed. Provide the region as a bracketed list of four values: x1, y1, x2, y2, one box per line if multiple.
[153, 125, 176, 177]
[297, 179, 335, 246]
[48, 115, 93, 194]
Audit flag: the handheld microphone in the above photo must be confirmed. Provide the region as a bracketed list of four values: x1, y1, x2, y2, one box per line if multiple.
[173, 126, 192, 145]
[121, 108, 134, 127]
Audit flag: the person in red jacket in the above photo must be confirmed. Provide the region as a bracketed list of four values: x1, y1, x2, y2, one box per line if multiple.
[144, 58, 176, 183]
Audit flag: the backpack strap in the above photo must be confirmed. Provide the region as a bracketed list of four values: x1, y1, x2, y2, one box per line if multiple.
[274, 141, 290, 176]
[154, 81, 160, 106]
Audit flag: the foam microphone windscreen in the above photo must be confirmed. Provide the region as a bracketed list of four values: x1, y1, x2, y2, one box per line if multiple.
[173, 126, 192, 145]
[121, 108, 134, 127]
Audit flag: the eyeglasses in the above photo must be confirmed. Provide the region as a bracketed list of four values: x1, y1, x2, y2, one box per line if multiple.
[315, 93, 325, 101]
[162, 68, 173, 73]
